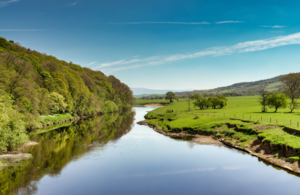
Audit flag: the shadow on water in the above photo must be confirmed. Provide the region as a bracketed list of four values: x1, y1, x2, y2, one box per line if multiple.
[0, 110, 135, 195]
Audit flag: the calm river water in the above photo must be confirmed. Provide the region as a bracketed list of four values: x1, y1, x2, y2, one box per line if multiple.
[1, 107, 300, 195]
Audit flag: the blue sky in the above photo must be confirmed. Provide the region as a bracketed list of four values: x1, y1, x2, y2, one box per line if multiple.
[1, 0, 300, 90]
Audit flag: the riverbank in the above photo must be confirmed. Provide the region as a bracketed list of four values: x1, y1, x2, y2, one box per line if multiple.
[138, 120, 300, 174]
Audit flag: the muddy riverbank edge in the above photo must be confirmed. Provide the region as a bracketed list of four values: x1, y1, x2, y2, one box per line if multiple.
[137, 120, 300, 175]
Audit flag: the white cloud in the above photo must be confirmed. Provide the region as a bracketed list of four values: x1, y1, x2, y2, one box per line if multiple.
[261, 25, 285, 28]
[0, 29, 43, 31]
[98, 32, 300, 72]
[111, 22, 210, 25]
[0, 0, 19, 7]
[216, 21, 244, 24]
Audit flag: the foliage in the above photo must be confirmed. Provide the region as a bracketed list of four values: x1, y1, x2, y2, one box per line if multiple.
[0, 36, 134, 152]
[0, 111, 135, 195]
[165, 91, 176, 103]
[280, 73, 300, 113]
[0, 90, 28, 152]
[267, 92, 288, 112]
[102, 100, 119, 113]
[259, 88, 270, 112]
[191, 94, 227, 109]
[288, 155, 300, 161]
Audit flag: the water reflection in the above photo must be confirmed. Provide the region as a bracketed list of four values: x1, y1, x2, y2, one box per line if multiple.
[0, 110, 135, 195]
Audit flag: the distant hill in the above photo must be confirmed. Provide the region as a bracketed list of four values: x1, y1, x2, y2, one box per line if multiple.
[175, 75, 284, 97]
[131, 88, 193, 96]
[135, 75, 285, 98]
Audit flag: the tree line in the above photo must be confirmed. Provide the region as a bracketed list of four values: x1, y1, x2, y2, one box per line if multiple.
[0, 37, 135, 153]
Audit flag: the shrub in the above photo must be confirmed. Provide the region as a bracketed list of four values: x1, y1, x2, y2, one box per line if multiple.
[288, 155, 300, 161]
[194, 115, 199, 119]
[215, 133, 225, 138]
[0, 91, 28, 152]
[102, 100, 119, 113]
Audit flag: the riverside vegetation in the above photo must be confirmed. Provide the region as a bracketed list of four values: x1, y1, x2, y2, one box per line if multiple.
[0, 37, 134, 154]
[0, 110, 135, 195]
[142, 92, 300, 173]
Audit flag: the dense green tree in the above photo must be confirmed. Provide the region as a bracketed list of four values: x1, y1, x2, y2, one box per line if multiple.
[165, 91, 176, 103]
[267, 92, 288, 112]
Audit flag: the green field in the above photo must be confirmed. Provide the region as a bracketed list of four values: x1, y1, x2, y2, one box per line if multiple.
[144, 96, 300, 151]
[146, 96, 300, 129]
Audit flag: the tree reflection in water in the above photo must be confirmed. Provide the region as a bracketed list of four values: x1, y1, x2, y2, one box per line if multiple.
[0, 110, 135, 195]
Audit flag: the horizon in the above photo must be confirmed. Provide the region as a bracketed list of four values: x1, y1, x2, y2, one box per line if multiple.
[1, 0, 300, 90]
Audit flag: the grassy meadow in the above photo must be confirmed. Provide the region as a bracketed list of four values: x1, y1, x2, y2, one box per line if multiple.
[144, 96, 300, 151]
[146, 96, 300, 129]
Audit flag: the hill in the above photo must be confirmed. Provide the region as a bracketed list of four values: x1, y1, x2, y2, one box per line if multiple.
[136, 75, 284, 99]
[0, 36, 134, 153]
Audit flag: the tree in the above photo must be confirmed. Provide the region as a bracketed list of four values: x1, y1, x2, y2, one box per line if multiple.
[267, 92, 288, 112]
[280, 73, 300, 113]
[258, 88, 270, 112]
[165, 91, 176, 103]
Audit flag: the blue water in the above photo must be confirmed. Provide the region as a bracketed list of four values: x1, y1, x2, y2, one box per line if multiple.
[14, 107, 300, 194]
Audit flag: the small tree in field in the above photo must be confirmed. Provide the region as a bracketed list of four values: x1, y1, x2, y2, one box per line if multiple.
[259, 88, 270, 112]
[280, 73, 300, 113]
[165, 91, 176, 103]
[267, 92, 288, 112]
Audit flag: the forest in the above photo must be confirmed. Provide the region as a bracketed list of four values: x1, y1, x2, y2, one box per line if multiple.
[0, 36, 134, 153]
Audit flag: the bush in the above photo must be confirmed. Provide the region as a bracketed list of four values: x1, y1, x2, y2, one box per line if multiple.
[215, 133, 225, 138]
[194, 115, 199, 119]
[288, 155, 300, 161]
[0, 91, 28, 152]
[102, 100, 119, 113]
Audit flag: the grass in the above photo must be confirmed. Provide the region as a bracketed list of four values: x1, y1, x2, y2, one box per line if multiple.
[37, 113, 73, 124]
[145, 95, 300, 151]
[146, 96, 300, 129]
[0, 161, 2, 167]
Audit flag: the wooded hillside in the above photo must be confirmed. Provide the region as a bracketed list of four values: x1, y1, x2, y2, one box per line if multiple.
[0, 36, 134, 152]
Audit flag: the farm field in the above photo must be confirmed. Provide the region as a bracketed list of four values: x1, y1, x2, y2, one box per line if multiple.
[145, 96, 300, 129]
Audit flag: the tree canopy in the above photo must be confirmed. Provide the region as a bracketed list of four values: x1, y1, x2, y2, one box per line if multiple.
[0, 36, 135, 152]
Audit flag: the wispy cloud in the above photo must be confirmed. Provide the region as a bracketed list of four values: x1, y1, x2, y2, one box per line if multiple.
[0, 0, 19, 7]
[111, 22, 210, 25]
[261, 25, 285, 28]
[216, 21, 244, 24]
[99, 32, 300, 72]
[85, 61, 97, 66]
[0, 29, 43, 31]
[70, 1, 79, 6]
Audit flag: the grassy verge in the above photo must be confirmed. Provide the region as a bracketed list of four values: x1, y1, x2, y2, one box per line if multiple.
[37, 113, 73, 124]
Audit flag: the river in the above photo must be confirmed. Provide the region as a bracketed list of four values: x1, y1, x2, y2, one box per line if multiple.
[1, 107, 300, 195]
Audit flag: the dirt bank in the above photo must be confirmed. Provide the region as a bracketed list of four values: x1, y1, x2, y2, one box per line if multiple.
[144, 104, 163, 107]
[137, 120, 300, 175]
